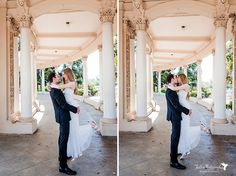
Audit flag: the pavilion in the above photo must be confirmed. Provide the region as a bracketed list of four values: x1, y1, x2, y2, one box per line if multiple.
[0, 0, 117, 136]
[119, 0, 236, 135]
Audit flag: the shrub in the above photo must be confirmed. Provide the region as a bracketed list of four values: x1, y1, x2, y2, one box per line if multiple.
[202, 87, 211, 98]
[190, 89, 197, 97]
[226, 101, 232, 110]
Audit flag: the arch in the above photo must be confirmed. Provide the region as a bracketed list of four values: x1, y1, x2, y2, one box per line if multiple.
[146, 0, 215, 22]
[30, 0, 100, 19]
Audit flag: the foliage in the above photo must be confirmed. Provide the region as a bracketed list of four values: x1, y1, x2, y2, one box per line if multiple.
[71, 60, 83, 85]
[226, 101, 232, 110]
[226, 40, 233, 85]
[186, 63, 198, 90]
[202, 87, 211, 98]
[75, 84, 98, 96]
[189, 89, 197, 97]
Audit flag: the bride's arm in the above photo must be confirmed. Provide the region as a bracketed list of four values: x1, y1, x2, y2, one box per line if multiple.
[52, 82, 76, 90]
[168, 84, 189, 91]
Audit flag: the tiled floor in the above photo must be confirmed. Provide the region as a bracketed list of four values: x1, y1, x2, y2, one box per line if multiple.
[120, 94, 236, 176]
[0, 93, 117, 176]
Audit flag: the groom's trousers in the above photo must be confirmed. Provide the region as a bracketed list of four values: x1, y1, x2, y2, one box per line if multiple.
[170, 119, 181, 163]
[58, 122, 70, 168]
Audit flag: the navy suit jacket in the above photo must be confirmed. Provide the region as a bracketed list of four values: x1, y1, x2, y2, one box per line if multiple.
[50, 88, 77, 124]
[165, 88, 189, 122]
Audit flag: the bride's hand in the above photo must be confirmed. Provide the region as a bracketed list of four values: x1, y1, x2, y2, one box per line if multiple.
[162, 84, 167, 90]
[77, 106, 80, 114]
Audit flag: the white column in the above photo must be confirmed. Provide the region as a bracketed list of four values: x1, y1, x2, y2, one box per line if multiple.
[100, 13, 116, 119]
[197, 60, 202, 99]
[146, 50, 152, 106]
[20, 21, 32, 118]
[98, 45, 103, 101]
[233, 33, 236, 123]
[150, 56, 154, 100]
[183, 65, 188, 76]
[31, 50, 35, 102]
[14, 36, 20, 112]
[158, 71, 162, 93]
[82, 56, 88, 97]
[130, 38, 136, 112]
[41, 69, 45, 92]
[68, 62, 73, 69]
[0, 5, 7, 124]
[212, 20, 227, 123]
[34, 51, 37, 100]
[135, 22, 147, 117]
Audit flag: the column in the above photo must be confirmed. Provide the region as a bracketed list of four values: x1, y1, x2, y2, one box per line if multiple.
[146, 50, 152, 106]
[130, 38, 135, 112]
[100, 8, 116, 119]
[82, 56, 88, 97]
[197, 60, 202, 99]
[212, 49, 215, 101]
[158, 71, 162, 93]
[150, 56, 154, 100]
[0, 4, 8, 123]
[183, 65, 188, 76]
[232, 17, 236, 123]
[41, 69, 45, 92]
[135, 18, 148, 117]
[19, 14, 32, 118]
[212, 13, 228, 123]
[31, 49, 36, 102]
[14, 35, 20, 112]
[68, 62, 73, 69]
[98, 45, 103, 101]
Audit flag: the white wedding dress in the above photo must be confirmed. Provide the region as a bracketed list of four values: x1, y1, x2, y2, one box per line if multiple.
[178, 89, 201, 155]
[63, 87, 93, 158]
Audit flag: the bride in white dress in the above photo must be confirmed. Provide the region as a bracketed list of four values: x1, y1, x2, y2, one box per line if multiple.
[51, 68, 95, 159]
[168, 73, 201, 159]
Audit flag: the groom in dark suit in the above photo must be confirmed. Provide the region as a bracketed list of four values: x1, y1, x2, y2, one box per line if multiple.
[48, 72, 79, 175]
[165, 74, 192, 170]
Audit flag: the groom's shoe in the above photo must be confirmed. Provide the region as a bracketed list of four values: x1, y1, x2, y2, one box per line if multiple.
[59, 166, 77, 175]
[170, 162, 186, 170]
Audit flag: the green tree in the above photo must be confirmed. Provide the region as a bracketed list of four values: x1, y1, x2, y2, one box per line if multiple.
[72, 60, 83, 85]
[226, 40, 233, 86]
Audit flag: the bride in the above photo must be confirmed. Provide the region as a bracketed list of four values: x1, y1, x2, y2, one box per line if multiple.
[50, 68, 95, 159]
[167, 73, 201, 159]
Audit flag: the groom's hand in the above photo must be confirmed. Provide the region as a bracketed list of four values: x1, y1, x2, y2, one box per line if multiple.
[77, 106, 80, 114]
[188, 109, 192, 116]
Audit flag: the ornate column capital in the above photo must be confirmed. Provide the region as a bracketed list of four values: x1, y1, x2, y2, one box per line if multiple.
[146, 48, 152, 55]
[134, 17, 148, 31]
[197, 60, 202, 65]
[214, 0, 229, 28]
[6, 17, 20, 36]
[99, 8, 116, 23]
[229, 13, 236, 34]
[212, 49, 215, 55]
[98, 45, 102, 52]
[0, 0, 7, 8]
[17, 14, 32, 28]
[16, 0, 32, 28]
[82, 56, 88, 61]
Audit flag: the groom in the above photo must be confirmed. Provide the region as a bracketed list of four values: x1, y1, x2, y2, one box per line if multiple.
[48, 72, 79, 175]
[165, 74, 192, 170]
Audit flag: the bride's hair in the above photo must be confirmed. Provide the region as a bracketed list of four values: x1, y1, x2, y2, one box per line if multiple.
[178, 73, 190, 99]
[63, 68, 78, 95]
[178, 74, 188, 85]
[63, 68, 75, 83]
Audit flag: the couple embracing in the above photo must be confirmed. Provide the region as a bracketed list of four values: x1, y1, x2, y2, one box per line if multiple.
[165, 73, 201, 170]
[48, 68, 97, 175]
